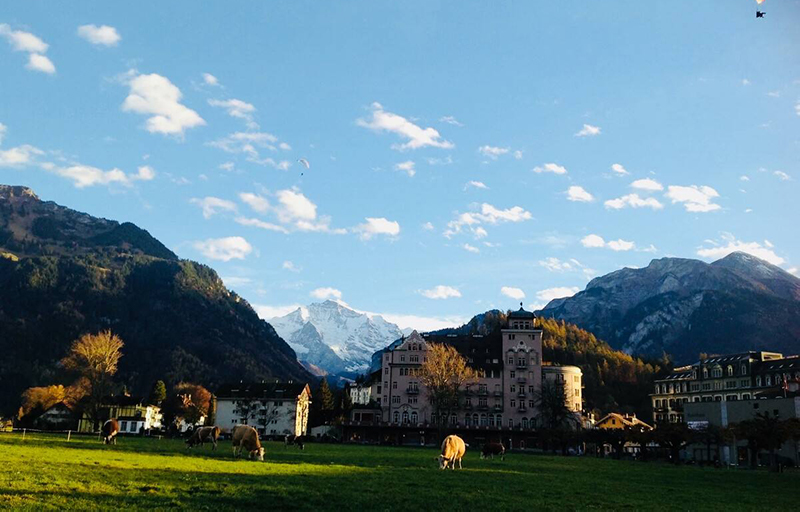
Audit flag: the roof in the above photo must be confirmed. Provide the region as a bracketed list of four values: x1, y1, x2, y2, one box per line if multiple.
[508, 305, 535, 320]
[754, 356, 800, 373]
[216, 381, 310, 400]
[421, 330, 504, 372]
[597, 413, 653, 430]
[101, 395, 151, 407]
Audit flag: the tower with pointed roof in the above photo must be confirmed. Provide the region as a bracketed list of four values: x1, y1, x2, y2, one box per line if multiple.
[501, 305, 543, 427]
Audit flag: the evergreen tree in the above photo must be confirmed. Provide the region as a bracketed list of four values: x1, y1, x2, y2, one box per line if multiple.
[149, 380, 167, 405]
[319, 378, 335, 413]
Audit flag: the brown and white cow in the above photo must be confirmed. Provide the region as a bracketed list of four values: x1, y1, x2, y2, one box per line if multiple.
[438, 434, 466, 470]
[284, 434, 305, 450]
[481, 442, 505, 460]
[101, 419, 119, 445]
[232, 425, 265, 461]
[186, 426, 221, 450]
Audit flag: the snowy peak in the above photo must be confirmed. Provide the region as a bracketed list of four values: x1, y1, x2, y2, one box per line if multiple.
[269, 301, 404, 375]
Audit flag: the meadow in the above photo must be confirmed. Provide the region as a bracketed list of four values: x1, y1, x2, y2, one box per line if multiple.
[0, 433, 796, 511]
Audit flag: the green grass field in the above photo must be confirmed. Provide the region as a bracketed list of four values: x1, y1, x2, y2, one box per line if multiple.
[0, 433, 796, 510]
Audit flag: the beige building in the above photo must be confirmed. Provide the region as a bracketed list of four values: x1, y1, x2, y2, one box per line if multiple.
[215, 382, 311, 437]
[650, 351, 799, 423]
[77, 395, 162, 434]
[379, 307, 582, 430]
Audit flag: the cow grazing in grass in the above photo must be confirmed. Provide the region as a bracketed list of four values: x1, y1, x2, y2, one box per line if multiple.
[481, 442, 505, 460]
[232, 425, 264, 461]
[438, 434, 466, 470]
[101, 419, 119, 445]
[186, 426, 221, 450]
[284, 434, 305, 450]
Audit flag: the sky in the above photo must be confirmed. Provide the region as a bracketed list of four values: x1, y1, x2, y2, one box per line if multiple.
[1, 1, 799, 331]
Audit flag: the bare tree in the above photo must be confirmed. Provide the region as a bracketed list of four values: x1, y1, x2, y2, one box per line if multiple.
[60, 330, 124, 430]
[419, 343, 478, 438]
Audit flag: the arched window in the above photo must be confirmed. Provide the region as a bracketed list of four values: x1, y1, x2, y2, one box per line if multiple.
[480, 414, 488, 426]
[521, 417, 529, 429]
[473, 414, 478, 425]
[450, 414, 457, 425]
[703, 368, 708, 379]
[741, 365, 747, 376]
[411, 412, 418, 424]
[393, 411, 399, 423]
[727, 365, 734, 377]
[489, 414, 495, 427]
[756, 376, 762, 387]
[508, 418, 513, 428]
[402, 411, 409, 424]
[496, 415, 502, 427]
[766, 375, 772, 386]
[712, 368, 722, 378]
[465, 415, 471, 426]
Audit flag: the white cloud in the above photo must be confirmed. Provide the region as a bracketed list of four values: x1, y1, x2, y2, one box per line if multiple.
[604, 193, 664, 210]
[611, 163, 629, 176]
[665, 185, 721, 212]
[203, 73, 219, 86]
[439, 116, 463, 127]
[788, 268, 798, 276]
[764, 239, 774, 248]
[54, 165, 128, 188]
[581, 234, 606, 248]
[575, 124, 601, 137]
[444, 203, 532, 239]
[357, 102, 454, 150]
[566, 185, 594, 202]
[536, 287, 580, 303]
[742, 79, 751, 86]
[465, 180, 488, 190]
[0, 24, 55, 74]
[421, 285, 462, 300]
[310, 287, 342, 300]
[208, 131, 291, 170]
[0, 144, 44, 167]
[234, 216, 288, 233]
[77, 24, 121, 46]
[607, 239, 635, 251]
[697, 234, 784, 265]
[0, 123, 6, 144]
[208, 98, 257, 128]
[26, 53, 55, 74]
[631, 178, 663, 191]
[122, 72, 205, 136]
[238, 192, 270, 213]
[354, 217, 400, 240]
[422, 222, 434, 231]
[532, 163, 567, 175]
[190, 196, 238, 219]
[767, 91, 780, 98]
[193, 236, 252, 261]
[478, 145, 510, 159]
[774, 171, 791, 181]
[514, 150, 523, 160]
[740, 175, 750, 182]
[282, 260, 301, 272]
[219, 162, 235, 172]
[539, 257, 596, 278]
[394, 160, 416, 177]
[134, 165, 155, 181]
[462, 243, 480, 253]
[501, 286, 525, 300]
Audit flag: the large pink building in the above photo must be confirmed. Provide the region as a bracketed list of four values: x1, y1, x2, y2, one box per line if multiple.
[378, 307, 581, 430]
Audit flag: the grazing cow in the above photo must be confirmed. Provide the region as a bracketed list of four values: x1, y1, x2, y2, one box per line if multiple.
[101, 419, 119, 445]
[481, 442, 505, 460]
[284, 434, 305, 450]
[438, 434, 467, 470]
[232, 425, 265, 461]
[186, 426, 221, 450]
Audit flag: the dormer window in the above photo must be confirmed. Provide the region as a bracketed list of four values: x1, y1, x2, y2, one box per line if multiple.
[741, 365, 747, 375]
[727, 365, 734, 377]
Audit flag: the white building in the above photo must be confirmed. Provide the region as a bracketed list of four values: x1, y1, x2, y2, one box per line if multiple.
[215, 382, 311, 438]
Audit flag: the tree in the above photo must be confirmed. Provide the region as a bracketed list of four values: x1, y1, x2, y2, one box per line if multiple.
[162, 382, 211, 428]
[733, 412, 800, 471]
[419, 343, 478, 439]
[60, 330, 124, 430]
[535, 379, 579, 430]
[19, 383, 85, 419]
[653, 421, 692, 464]
[148, 380, 166, 405]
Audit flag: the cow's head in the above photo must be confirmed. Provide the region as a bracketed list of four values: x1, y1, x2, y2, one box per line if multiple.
[252, 447, 265, 461]
[438, 455, 448, 469]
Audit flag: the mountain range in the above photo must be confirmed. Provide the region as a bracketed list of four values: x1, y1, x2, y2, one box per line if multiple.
[540, 252, 800, 363]
[0, 185, 309, 416]
[269, 301, 405, 376]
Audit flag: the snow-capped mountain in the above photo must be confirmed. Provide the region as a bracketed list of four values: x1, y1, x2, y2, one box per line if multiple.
[269, 300, 404, 375]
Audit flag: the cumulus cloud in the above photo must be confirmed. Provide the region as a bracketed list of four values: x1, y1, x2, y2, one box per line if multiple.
[51, 163, 155, 188]
[566, 185, 594, 202]
[465, 180, 488, 190]
[0, 144, 44, 167]
[77, 24, 121, 46]
[774, 171, 791, 181]
[234, 217, 288, 233]
[357, 102, 453, 151]
[532, 163, 567, 175]
[697, 234, 784, 265]
[190, 196, 238, 219]
[538, 257, 595, 277]
[604, 193, 663, 210]
[501, 286, 525, 300]
[536, 287, 580, 303]
[514, 150, 523, 160]
[580, 233, 635, 251]
[740, 175, 750, 182]
[0, 24, 55, 74]
[665, 185, 721, 212]
[394, 160, 415, 177]
[421, 285, 462, 300]
[611, 163, 629, 176]
[580, 234, 606, 248]
[444, 203, 532, 239]
[422, 222, 434, 231]
[121, 71, 205, 136]
[208, 131, 291, 170]
[575, 124, 601, 137]
[462, 243, 479, 253]
[202, 73, 219, 86]
[208, 98, 257, 128]
[310, 287, 342, 300]
[631, 178, 663, 191]
[354, 217, 400, 240]
[607, 239, 635, 251]
[478, 145, 510, 159]
[193, 236, 253, 261]
[282, 260, 301, 272]
[238, 192, 270, 213]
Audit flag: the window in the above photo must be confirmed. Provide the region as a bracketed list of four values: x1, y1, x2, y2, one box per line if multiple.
[712, 368, 722, 378]
[510, 400, 516, 407]
[393, 412, 399, 423]
[496, 415, 502, 426]
[740, 380, 749, 388]
[702, 383, 711, 391]
[400, 355, 405, 362]
[410, 355, 419, 363]
[510, 371, 515, 378]
[465, 415, 471, 426]
[714, 382, 722, 390]
[766, 375, 771, 386]
[392, 396, 400, 404]
[521, 417, 529, 429]
[508, 357, 514, 364]
[693, 397, 700, 402]
[508, 419, 514, 428]
[726, 381, 736, 389]
[691, 383, 700, 392]
[488, 415, 495, 427]
[393, 381, 398, 389]
[727, 365, 734, 377]
[480, 414, 488, 426]
[756, 376, 762, 386]
[714, 395, 722, 402]
[741, 364, 747, 375]
[703, 368, 708, 379]
[742, 394, 751, 400]
[384, 368, 389, 374]
[121, 421, 127, 431]
[528, 400, 535, 408]
[510, 385, 516, 393]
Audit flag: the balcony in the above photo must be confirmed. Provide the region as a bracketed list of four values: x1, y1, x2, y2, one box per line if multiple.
[516, 377, 526, 384]
[493, 390, 503, 397]
[477, 404, 489, 411]
[517, 391, 526, 398]
[405, 387, 419, 395]
[517, 406, 527, 413]
[516, 362, 528, 369]
[493, 405, 503, 412]
[477, 388, 489, 396]
[464, 403, 473, 410]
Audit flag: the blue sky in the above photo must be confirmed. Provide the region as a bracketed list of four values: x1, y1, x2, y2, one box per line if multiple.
[1, 1, 798, 330]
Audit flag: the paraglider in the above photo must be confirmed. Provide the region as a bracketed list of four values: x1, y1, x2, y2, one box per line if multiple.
[298, 158, 310, 176]
[756, 11, 765, 18]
